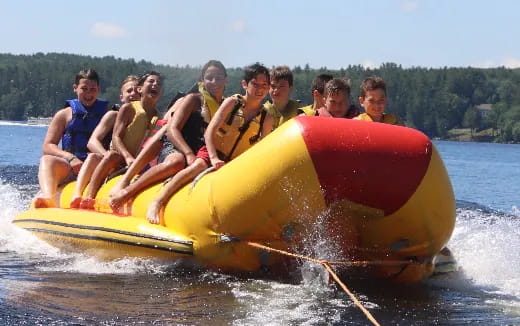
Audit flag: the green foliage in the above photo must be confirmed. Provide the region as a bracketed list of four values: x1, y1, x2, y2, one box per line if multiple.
[462, 107, 481, 136]
[1, 53, 520, 142]
[495, 105, 520, 142]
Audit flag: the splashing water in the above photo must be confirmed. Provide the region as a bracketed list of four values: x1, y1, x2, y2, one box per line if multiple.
[0, 180, 174, 276]
[449, 207, 520, 305]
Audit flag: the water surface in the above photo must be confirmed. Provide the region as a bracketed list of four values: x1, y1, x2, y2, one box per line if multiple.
[1, 123, 519, 325]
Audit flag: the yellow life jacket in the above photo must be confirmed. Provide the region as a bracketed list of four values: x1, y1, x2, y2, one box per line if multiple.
[198, 82, 221, 123]
[298, 104, 318, 117]
[354, 112, 402, 125]
[215, 95, 267, 161]
[263, 99, 301, 129]
[118, 101, 157, 156]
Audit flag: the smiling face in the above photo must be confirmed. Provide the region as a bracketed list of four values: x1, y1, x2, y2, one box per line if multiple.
[269, 78, 292, 107]
[202, 65, 227, 100]
[243, 73, 269, 101]
[139, 74, 162, 100]
[120, 80, 140, 104]
[73, 78, 100, 108]
[324, 91, 349, 118]
[359, 88, 387, 120]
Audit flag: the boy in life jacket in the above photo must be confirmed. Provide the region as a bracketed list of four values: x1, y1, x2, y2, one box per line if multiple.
[70, 75, 140, 208]
[33, 69, 108, 208]
[263, 65, 301, 128]
[298, 73, 333, 116]
[317, 78, 355, 118]
[354, 76, 403, 125]
[145, 63, 274, 224]
[79, 72, 161, 209]
[108, 60, 228, 212]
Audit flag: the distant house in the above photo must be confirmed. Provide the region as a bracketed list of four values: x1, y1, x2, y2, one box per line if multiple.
[475, 104, 492, 118]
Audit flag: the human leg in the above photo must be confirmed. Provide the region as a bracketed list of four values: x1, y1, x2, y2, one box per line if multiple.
[109, 152, 186, 211]
[70, 153, 103, 208]
[34, 155, 73, 208]
[109, 137, 163, 198]
[80, 151, 124, 209]
[146, 158, 208, 224]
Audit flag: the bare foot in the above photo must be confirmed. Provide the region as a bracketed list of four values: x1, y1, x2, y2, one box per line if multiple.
[79, 198, 96, 210]
[70, 197, 82, 209]
[109, 181, 127, 198]
[109, 188, 130, 212]
[146, 201, 163, 224]
[32, 197, 56, 209]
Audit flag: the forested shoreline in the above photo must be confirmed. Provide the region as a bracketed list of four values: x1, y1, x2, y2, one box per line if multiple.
[1, 52, 520, 142]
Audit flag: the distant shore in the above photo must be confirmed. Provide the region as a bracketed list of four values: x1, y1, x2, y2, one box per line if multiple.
[441, 128, 518, 144]
[26, 117, 52, 126]
[0, 120, 516, 144]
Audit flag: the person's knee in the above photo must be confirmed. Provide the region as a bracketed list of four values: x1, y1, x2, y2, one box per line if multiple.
[103, 151, 123, 164]
[85, 153, 102, 164]
[104, 150, 119, 159]
[40, 154, 58, 167]
[183, 159, 207, 176]
[39, 155, 68, 172]
[38, 155, 71, 182]
[90, 152, 103, 160]
[192, 159, 209, 170]
[163, 154, 186, 170]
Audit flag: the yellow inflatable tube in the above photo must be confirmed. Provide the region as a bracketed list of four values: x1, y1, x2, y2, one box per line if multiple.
[14, 117, 455, 282]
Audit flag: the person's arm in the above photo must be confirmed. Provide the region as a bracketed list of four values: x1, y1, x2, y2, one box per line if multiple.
[42, 107, 83, 173]
[162, 96, 185, 121]
[42, 108, 74, 159]
[111, 103, 135, 165]
[167, 94, 201, 165]
[87, 111, 117, 155]
[204, 97, 237, 169]
[122, 124, 167, 177]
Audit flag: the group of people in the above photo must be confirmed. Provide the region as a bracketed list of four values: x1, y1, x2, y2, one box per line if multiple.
[33, 61, 402, 224]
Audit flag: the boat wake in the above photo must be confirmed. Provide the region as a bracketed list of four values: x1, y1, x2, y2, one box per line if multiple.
[0, 120, 47, 127]
[447, 203, 520, 309]
[0, 179, 178, 276]
[2, 179, 519, 289]
[2, 176, 519, 323]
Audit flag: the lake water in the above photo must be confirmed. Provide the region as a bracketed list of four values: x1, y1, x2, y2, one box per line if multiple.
[0, 121, 519, 325]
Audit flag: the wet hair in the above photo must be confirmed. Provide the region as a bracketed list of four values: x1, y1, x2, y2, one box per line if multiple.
[200, 60, 227, 80]
[74, 68, 100, 85]
[138, 71, 162, 86]
[325, 78, 351, 98]
[243, 62, 270, 84]
[121, 75, 139, 88]
[311, 74, 333, 95]
[360, 76, 387, 98]
[270, 65, 293, 86]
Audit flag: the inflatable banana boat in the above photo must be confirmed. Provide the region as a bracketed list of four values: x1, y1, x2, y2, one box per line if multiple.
[13, 116, 456, 282]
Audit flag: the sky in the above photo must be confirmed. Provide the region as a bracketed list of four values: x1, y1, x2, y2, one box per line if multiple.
[1, 0, 520, 70]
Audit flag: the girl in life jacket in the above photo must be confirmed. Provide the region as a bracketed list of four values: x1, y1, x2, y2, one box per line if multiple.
[109, 60, 228, 212]
[78, 72, 161, 209]
[145, 63, 275, 224]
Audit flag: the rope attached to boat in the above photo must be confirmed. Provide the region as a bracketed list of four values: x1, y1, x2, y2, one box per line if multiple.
[246, 241, 415, 326]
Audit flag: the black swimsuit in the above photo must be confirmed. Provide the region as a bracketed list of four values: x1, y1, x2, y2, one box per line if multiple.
[157, 107, 207, 163]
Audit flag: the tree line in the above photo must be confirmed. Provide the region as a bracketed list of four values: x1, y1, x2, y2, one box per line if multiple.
[1, 52, 520, 142]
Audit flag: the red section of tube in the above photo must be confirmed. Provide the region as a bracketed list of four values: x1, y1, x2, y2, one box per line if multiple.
[296, 116, 431, 215]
